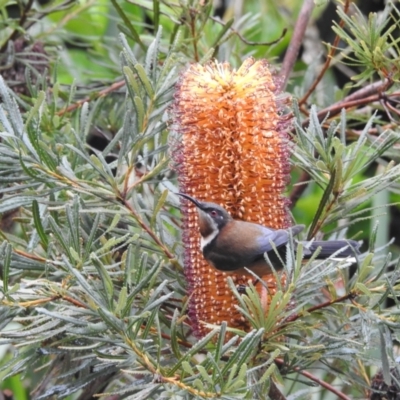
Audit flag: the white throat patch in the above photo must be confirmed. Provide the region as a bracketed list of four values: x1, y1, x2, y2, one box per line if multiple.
[198, 212, 219, 250]
[200, 229, 218, 250]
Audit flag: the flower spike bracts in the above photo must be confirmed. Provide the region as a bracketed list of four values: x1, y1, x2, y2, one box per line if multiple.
[171, 58, 292, 337]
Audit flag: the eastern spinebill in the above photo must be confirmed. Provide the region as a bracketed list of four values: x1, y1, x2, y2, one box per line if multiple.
[178, 193, 360, 277]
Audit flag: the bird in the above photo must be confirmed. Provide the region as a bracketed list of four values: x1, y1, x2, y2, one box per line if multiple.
[177, 193, 360, 277]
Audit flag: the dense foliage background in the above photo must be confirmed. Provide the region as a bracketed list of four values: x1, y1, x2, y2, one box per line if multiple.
[1, 0, 400, 399]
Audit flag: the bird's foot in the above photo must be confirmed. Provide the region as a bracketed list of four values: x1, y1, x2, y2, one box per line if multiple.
[236, 278, 260, 294]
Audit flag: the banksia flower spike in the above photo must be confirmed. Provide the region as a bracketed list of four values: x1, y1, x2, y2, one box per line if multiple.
[171, 58, 292, 337]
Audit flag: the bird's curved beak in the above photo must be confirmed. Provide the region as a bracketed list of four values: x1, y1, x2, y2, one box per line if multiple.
[176, 193, 203, 209]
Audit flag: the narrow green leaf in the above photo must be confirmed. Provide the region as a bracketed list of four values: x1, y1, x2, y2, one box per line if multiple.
[224, 363, 238, 389]
[356, 253, 375, 283]
[141, 307, 159, 340]
[134, 64, 155, 98]
[259, 363, 277, 384]
[142, 293, 172, 313]
[0, 242, 12, 294]
[111, 0, 146, 51]
[333, 157, 343, 193]
[127, 157, 168, 198]
[307, 169, 336, 239]
[65, 144, 112, 180]
[0, 76, 23, 136]
[142, 280, 171, 311]
[169, 328, 219, 375]
[102, 125, 126, 158]
[150, 189, 168, 228]
[153, 0, 160, 31]
[355, 282, 372, 296]
[91, 253, 114, 307]
[196, 365, 212, 384]
[135, 251, 148, 286]
[146, 27, 162, 82]
[65, 197, 81, 256]
[181, 361, 194, 375]
[123, 243, 135, 291]
[48, 217, 72, 260]
[199, 47, 215, 64]
[379, 326, 391, 385]
[83, 213, 101, 256]
[24, 91, 46, 128]
[122, 259, 162, 316]
[294, 242, 304, 280]
[369, 220, 379, 252]
[63, 254, 103, 306]
[32, 200, 48, 250]
[134, 96, 145, 131]
[115, 286, 128, 317]
[210, 18, 234, 49]
[89, 153, 115, 185]
[213, 321, 227, 367]
[98, 308, 125, 333]
[225, 373, 245, 391]
[123, 66, 141, 98]
[170, 309, 182, 359]
[220, 329, 264, 375]
[193, 378, 205, 391]
[36, 308, 87, 326]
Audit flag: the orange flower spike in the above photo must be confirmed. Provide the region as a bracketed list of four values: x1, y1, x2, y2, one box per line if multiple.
[171, 58, 292, 337]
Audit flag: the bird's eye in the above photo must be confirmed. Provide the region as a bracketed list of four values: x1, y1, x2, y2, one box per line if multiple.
[210, 210, 218, 217]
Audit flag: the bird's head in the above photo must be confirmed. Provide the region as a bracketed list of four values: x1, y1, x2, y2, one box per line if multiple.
[177, 193, 232, 237]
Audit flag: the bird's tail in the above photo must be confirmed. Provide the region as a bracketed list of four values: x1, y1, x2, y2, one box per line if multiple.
[302, 239, 360, 259]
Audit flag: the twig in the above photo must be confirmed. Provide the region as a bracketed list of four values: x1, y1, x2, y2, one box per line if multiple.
[299, 0, 351, 105]
[0, 0, 34, 53]
[289, 170, 311, 208]
[275, 358, 352, 400]
[305, 291, 356, 314]
[190, 12, 199, 62]
[56, 80, 126, 116]
[62, 295, 88, 309]
[17, 296, 60, 308]
[16, 294, 88, 309]
[233, 28, 287, 47]
[292, 80, 396, 126]
[269, 381, 287, 400]
[284, 291, 356, 325]
[301, 90, 400, 127]
[209, 15, 287, 47]
[279, 0, 315, 91]
[121, 199, 177, 262]
[339, 78, 392, 104]
[13, 248, 46, 262]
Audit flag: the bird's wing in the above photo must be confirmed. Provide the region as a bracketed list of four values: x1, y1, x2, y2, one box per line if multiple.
[255, 224, 304, 252]
[253, 228, 288, 253]
[206, 223, 304, 272]
[222, 223, 304, 263]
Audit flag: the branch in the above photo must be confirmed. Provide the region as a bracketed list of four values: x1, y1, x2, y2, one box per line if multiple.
[289, 170, 311, 209]
[56, 80, 126, 116]
[269, 381, 287, 400]
[339, 78, 392, 104]
[284, 291, 356, 325]
[275, 358, 352, 400]
[279, 0, 315, 91]
[0, 0, 34, 53]
[121, 198, 177, 263]
[300, 89, 400, 127]
[299, 0, 351, 105]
